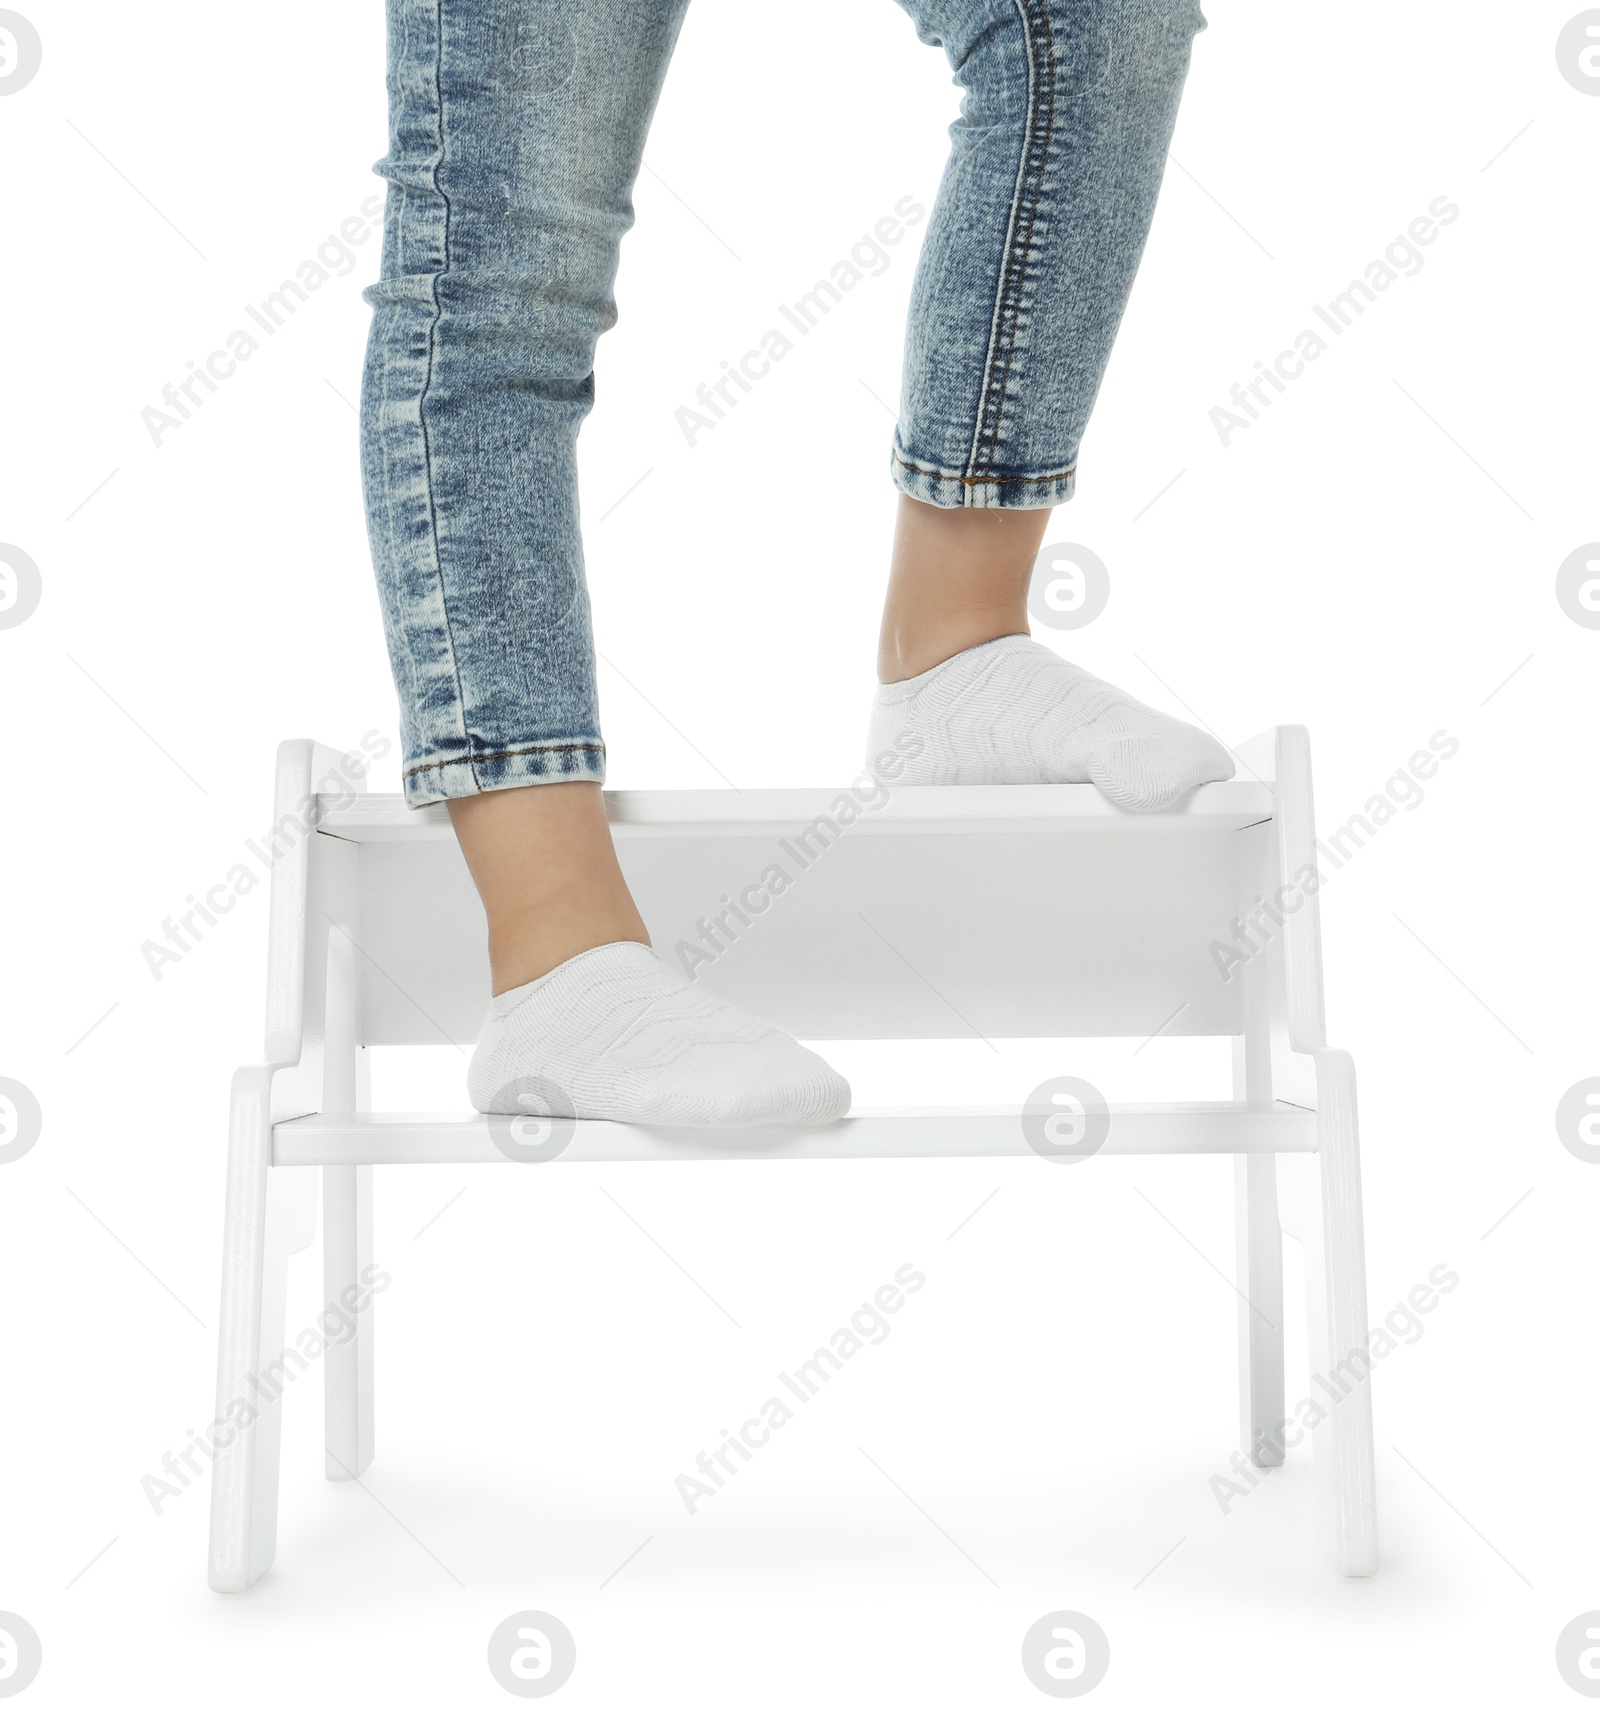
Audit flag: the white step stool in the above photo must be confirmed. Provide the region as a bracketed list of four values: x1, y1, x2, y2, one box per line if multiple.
[207, 728, 1376, 1589]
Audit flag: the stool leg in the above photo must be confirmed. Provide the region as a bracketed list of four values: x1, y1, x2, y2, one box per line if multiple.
[1278, 1053, 1377, 1576]
[1234, 1153, 1285, 1467]
[1232, 971, 1285, 1470]
[1309, 1049, 1377, 1576]
[323, 1163, 375, 1481]
[209, 1070, 314, 1591]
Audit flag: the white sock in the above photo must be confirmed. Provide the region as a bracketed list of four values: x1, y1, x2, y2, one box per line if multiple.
[468, 941, 851, 1126]
[869, 635, 1235, 809]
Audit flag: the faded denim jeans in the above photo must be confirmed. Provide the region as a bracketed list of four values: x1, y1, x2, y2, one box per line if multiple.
[361, 0, 1206, 807]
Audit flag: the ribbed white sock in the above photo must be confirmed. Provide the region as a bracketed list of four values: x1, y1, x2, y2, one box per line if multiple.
[467, 941, 851, 1126]
[869, 635, 1235, 809]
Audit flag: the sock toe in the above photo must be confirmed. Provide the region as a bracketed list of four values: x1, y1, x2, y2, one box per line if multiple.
[680, 1036, 850, 1127]
[755, 1046, 852, 1125]
[606, 1039, 850, 1128]
[1087, 733, 1236, 811]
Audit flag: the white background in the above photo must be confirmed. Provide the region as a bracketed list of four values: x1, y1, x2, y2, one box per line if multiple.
[2, 0, 1597, 1702]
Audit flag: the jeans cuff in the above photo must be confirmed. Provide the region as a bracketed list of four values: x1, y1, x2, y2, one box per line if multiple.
[401, 741, 607, 809]
[890, 445, 1076, 511]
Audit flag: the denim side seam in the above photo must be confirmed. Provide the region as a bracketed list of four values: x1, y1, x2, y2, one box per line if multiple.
[408, 0, 481, 796]
[966, 0, 1059, 492]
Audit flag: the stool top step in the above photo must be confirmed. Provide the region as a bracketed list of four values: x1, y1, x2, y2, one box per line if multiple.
[317, 781, 1274, 842]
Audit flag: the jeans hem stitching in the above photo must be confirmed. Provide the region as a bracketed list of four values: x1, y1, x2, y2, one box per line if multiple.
[893, 448, 1076, 488]
[402, 742, 607, 782]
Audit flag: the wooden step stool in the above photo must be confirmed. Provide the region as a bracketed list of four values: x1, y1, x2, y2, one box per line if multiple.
[207, 727, 1376, 1589]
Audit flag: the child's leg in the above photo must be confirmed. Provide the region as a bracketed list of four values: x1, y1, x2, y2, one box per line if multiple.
[878, 499, 1049, 685]
[889, 0, 1208, 511]
[876, 0, 1233, 807]
[446, 784, 646, 995]
[360, 0, 846, 1123]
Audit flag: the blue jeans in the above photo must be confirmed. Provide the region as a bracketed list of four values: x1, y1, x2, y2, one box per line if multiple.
[361, 0, 1205, 808]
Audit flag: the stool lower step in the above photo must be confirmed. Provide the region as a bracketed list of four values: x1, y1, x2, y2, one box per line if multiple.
[272, 1101, 1317, 1165]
